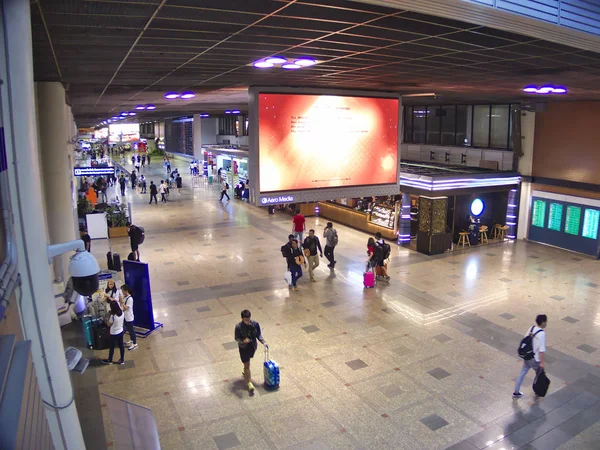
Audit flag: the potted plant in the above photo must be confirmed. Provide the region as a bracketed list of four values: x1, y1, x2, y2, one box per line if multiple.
[77, 197, 92, 219]
[105, 204, 129, 238]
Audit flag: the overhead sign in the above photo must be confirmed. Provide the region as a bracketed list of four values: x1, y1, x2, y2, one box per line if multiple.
[260, 195, 294, 205]
[73, 167, 115, 176]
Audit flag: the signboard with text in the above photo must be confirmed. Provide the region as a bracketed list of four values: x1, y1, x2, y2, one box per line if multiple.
[74, 167, 115, 176]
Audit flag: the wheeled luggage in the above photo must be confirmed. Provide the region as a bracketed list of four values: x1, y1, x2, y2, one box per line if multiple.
[112, 252, 122, 272]
[82, 315, 104, 348]
[93, 323, 111, 350]
[364, 265, 375, 288]
[263, 345, 280, 390]
[533, 369, 550, 397]
[106, 251, 114, 270]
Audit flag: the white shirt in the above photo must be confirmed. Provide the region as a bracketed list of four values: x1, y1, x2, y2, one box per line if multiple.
[110, 313, 124, 335]
[123, 295, 134, 322]
[159, 184, 165, 194]
[525, 326, 546, 362]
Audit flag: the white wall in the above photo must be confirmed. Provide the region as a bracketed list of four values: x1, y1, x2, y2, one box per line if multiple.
[200, 118, 218, 145]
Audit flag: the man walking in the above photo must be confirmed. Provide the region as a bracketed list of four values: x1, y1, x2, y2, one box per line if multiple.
[126, 222, 144, 261]
[220, 179, 230, 201]
[234, 310, 267, 395]
[149, 181, 158, 204]
[292, 209, 306, 244]
[323, 222, 338, 268]
[119, 175, 126, 196]
[513, 314, 547, 398]
[303, 229, 323, 282]
[159, 180, 167, 203]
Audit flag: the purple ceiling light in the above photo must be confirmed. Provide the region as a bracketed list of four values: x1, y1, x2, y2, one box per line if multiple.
[112, 116, 119, 120]
[552, 86, 567, 94]
[164, 92, 179, 99]
[253, 60, 274, 68]
[538, 85, 553, 94]
[294, 58, 316, 67]
[200, 113, 209, 118]
[523, 85, 568, 95]
[120, 111, 128, 116]
[232, 109, 241, 114]
[225, 110, 231, 114]
[282, 63, 301, 70]
[135, 105, 145, 110]
[128, 112, 136, 116]
[523, 86, 538, 93]
[180, 91, 196, 99]
[146, 104, 156, 110]
[265, 56, 287, 64]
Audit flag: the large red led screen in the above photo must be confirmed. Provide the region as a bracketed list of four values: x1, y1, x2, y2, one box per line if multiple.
[258, 93, 398, 192]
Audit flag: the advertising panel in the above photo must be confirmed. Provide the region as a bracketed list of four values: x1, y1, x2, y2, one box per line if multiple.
[258, 93, 398, 193]
[109, 123, 140, 143]
[94, 128, 108, 140]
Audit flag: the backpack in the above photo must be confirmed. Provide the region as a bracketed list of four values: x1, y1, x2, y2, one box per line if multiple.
[381, 242, 391, 260]
[281, 244, 290, 258]
[518, 326, 543, 360]
[225, 182, 230, 189]
[137, 226, 145, 245]
[331, 229, 339, 246]
[373, 244, 383, 262]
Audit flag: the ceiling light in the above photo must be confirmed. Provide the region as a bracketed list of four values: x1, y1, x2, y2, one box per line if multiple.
[135, 105, 145, 110]
[120, 111, 128, 116]
[538, 85, 553, 94]
[146, 104, 156, 110]
[225, 110, 231, 114]
[523, 86, 537, 93]
[181, 91, 196, 99]
[128, 112, 136, 116]
[253, 60, 274, 68]
[200, 113, 209, 118]
[402, 93, 436, 98]
[164, 92, 179, 99]
[232, 110, 241, 114]
[266, 56, 287, 64]
[282, 63, 301, 70]
[294, 58, 316, 67]
[523, 85, 567, 95]
[552, 86, 567, 94]
[112, 116, 119, 120]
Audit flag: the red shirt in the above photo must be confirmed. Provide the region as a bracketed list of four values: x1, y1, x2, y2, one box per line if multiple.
[368, 245, 375, 256]
[292, 214, 305, 232]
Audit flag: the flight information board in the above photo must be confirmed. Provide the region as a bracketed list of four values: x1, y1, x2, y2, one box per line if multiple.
[582, 208, 600, 240]
[531, 199, 546, 228]
[547, 203, 563, 231]
[564, 206, 581, 235]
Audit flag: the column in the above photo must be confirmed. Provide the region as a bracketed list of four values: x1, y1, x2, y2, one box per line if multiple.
[193, 114, 203, 160]
[517, 111, 535, 240]
[36, 82, 78, 282]
[1, 0, 85, 448]
[416, 196, 449, 255]
[397, 193, 412, 245]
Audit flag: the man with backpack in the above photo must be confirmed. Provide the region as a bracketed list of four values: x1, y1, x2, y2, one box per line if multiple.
[303, 229, 323, 282]
[513, 314, 547, 398]
[126, 222, 145, 262]
[375, 232, 391, 281]
[220, 180, 230, 201]
[149, 181, 158, 204]
[323, 222, 338, 269]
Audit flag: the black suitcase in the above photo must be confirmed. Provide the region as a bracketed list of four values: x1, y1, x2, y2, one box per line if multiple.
[533, 369, 551, 397]
[112, 252, 122, 272]
[93, 323, 111, 350]
[106, 251, 114, 270]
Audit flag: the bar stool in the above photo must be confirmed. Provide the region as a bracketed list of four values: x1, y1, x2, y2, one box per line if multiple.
[479, 225, 488, 244]
[493, 224, 503, 239]
[497, 225, 509, 240]
[458, 232, 470, 248]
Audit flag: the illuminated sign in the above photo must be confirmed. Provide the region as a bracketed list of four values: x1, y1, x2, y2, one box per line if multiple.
[547, 203, 563, 231]
[260, 195, 294, 205]
[531, 199, 546, 228]
[470, 198, 484, 216]
[564, 205, 581, 235]
[73, 167, 115, 176]
[582, 208, 600, 239]
[400, 175, 521, 191]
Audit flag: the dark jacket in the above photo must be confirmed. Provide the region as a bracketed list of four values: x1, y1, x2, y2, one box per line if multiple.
[234, 320, 264, 349]
[286, 247, 303, 268]
[303, 235, 322, 256]
[150, 184, 157, 195]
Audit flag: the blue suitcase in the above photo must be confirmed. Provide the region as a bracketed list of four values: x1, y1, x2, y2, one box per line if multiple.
[263, 346, 280, 390]
[82, 315, 103, 348]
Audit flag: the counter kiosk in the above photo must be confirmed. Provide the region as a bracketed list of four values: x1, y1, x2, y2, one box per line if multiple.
[317, 200, 399, 240]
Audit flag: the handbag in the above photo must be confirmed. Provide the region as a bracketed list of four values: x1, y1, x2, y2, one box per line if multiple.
[284, 271, 292, 285]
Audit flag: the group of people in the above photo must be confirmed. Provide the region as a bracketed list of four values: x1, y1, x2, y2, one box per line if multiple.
[131, 153, 148, 171]
[101, 281, 137, 365]
[366, 232, 391, 281]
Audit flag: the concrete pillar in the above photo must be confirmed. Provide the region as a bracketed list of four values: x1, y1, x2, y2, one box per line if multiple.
[1, 0, 85, 448]
[36, 82, 78, 281]
[517, 111, 536, 240]
[193, 114, 203, 160]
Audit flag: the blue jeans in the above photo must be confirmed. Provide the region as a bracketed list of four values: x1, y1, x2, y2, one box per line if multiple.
[290, 265, 302, 287]
[514, 359, 540, 393]
[293, 231, 303, 245]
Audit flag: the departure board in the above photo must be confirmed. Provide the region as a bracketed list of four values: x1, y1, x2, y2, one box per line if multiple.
[564, 206, 581, 235]
[531, 199, 546, 228]
[582, 209, 600, 240]
[547, 203, 563, 231]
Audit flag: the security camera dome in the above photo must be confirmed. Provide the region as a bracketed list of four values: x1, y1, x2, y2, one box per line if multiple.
[69, 250, 100, 296]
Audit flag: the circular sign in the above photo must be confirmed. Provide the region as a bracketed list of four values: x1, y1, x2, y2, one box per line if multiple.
[471, 198, 484, 216]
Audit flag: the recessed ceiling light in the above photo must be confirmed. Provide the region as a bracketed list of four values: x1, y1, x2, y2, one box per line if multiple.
[282, 63, 301, 70]
[294, 58, 316, 67]
[135, 105, 145, 110]
[232, 110, 241, 114]
[552, 86, 567, 94]
[120, 111, 128, 116]
[253, 60, 274, 68]
[225, 110, 231, 114]
[181, 91, 196, 99]
[164, 92, 179, 99]
[265, 56, 287, 64]
[538, 85, 553, 94]
[146, 104, 156, 110]
[112, 116, 119, 120]
[200, 113, 209, 118]
[522, 86, 538, 93]
[128, 112, 136, 116]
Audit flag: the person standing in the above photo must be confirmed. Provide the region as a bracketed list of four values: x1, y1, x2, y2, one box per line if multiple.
[220, 180, 230, 201]
[147, 153, 151, 165]
[286, 240, 304, 291]
[149, 181, 158, 204]
[102, 300, 125, 365]
[141, 154, 146, 169]
[234, 309, 267, 394]
[323, 222, 338, 268]
[140, 175, 147, 194]
[120, 284, 137, 351]
[513, 314, 547, 398]
[374, 232, 390, 281]
[130, 170, 137, 190]
[303, 229, 323, 282]
[119, 175, 126, 196]
[292, 209, 306, 244]
[159, 180, 167, 203]
[80, 227, 91, 252]
[176, 173, 182, 193]
[126, 222, 143, 261]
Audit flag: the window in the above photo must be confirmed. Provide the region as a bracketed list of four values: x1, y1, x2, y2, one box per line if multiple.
[472, 105, 490, 147]
[440, 105, 456, 146]
[426, 107, 441, 145]
[490, 105, 510, 148]
[404, 106, 413, 142]
[456, 105, 470, 147]
[412, 108, 426, 144]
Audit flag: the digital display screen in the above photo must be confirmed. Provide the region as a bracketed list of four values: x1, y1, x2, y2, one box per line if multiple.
[547, 203, 563, 231]
[531, 199, 546, 228]
[582, 208, 599, 239]
[109, 124, 140, 143]
[564, 205, 581, 235]
[258, 93, 398, 192]
[94, 128, 108, 139]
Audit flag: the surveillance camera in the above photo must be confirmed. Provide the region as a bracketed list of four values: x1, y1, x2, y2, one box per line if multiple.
[68, 250, 100, 296]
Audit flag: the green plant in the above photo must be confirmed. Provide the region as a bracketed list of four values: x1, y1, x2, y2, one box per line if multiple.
[105, 204, 129, 227]
[77, 197, 93, 218]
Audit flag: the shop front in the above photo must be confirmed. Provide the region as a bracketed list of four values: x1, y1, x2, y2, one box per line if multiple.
[202, 145, 249, 199]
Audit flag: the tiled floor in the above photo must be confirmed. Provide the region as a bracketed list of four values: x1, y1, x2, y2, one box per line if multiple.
[70, 157, 600, 450]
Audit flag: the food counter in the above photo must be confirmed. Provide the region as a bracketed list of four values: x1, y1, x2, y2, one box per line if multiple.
[317, 201, 397, 240]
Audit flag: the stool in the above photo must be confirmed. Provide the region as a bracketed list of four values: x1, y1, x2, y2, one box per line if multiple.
[497, 225, 509, 240]
[479, 225, 488, 244]
[458, 232, 470, 248]
[493, 224, 503, 239]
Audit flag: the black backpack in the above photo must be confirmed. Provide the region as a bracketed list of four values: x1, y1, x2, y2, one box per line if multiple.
[372, 245, 383, 262]
[225, 182, 230, 189]
[379, 241, 391, 260]
[281, 244, 289, 258]
[518, 326, 543, 360]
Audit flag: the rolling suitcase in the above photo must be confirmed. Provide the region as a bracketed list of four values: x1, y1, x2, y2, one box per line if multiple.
[533, 369, 550, 397]
[106, 251, 114, 270]
[93, 323, 111, 350]
[112, 252, 122, 272]
[363, 265, 375, 288]
[263, 346, 280, 390]
[82, 315, 95, 348]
